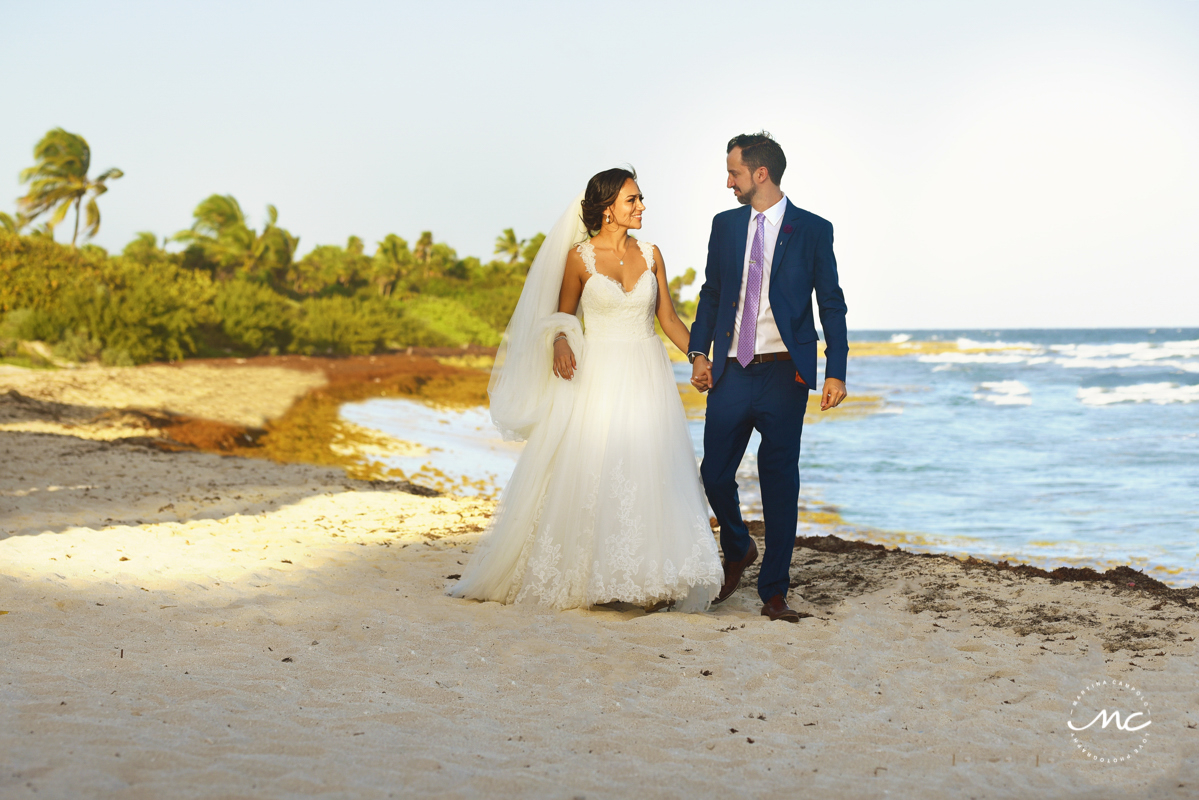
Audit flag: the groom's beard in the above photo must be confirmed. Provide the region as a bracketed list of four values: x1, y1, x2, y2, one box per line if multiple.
[735, 184, 756, 205]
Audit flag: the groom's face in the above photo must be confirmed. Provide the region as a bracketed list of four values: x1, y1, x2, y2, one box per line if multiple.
[726, 147, 755, 206]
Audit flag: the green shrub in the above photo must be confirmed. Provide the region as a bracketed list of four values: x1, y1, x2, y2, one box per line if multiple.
[213, 279, 294, 353]
[289, 295, 400, 355]
[52, 328, 103, 362]
[1, 219, 539, 362]
[453, 283, 523, 332]
[393, 295, 502, 348]
[0, 307, 57, 341]
[0, 231, 106, 318]
[100, 347, 137, 366]
[288, 238, 371, 296]
[0, 232, 214, 363]
[122, 232, 168, 264]
[72, 259, 215, 363]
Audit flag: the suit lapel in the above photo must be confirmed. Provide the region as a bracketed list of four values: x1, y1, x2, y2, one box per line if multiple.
[773, 198, 802, 267]
[727, 205, 750, 289]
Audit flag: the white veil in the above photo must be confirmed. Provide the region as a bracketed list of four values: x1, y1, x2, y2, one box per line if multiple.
[487, 192, 589, 441]
[449, 194, 590, 602]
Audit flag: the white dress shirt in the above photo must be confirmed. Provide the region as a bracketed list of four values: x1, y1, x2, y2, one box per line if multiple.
[728, 195, 787, 356]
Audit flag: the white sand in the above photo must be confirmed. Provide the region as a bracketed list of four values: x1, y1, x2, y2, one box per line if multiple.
[2, 364, 1198, 798]
[0, 362, 325, 428]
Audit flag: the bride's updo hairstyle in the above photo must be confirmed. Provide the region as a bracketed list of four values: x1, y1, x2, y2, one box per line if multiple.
[581, 167, 637, 233]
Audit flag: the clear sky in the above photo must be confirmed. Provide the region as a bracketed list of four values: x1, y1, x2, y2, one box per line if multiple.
[2, 0, 1197, 329]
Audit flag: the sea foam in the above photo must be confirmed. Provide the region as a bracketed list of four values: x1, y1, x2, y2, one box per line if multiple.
[915, 338, 1199, 374]
[956, 337, 1042, 352]
[974, 380, 1032, 406]
[1077, 382, 1199, 406]
[1051, 339, 1199, 372]
[921, 352, 1035, 365]
[1051, 339, 1199, 359]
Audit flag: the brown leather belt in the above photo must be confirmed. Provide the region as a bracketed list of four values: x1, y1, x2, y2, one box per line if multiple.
[729, 351, 791, 365]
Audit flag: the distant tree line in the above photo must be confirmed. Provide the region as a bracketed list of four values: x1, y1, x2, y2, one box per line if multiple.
[0, 128, 695, 367]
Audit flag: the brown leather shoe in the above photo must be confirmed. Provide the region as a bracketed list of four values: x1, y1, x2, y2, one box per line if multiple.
[760, 594, 803, 623]
[713, 540, 759, 604]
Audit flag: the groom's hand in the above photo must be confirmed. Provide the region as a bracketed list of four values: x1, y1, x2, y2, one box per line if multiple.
[690, 355, 712, 393]
[820, 378, 847, 411]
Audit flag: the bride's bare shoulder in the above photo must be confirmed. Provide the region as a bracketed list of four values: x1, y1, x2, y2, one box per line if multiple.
[564, 244, 587, 276]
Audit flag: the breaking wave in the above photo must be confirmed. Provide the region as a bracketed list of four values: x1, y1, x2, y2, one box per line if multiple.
[974, 380, 1032, 406]
[1078, 382, 1199, 406]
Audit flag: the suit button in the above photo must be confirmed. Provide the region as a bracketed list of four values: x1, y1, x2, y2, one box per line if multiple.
[726, 332, 731, 338]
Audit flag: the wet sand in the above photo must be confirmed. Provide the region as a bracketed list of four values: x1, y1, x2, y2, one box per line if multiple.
[2, 357, 1197, 799]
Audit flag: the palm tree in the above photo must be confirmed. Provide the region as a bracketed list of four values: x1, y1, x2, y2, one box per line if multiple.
[413, 231, 435, 279]
[494, 228, 524, 265]
[174, 195, 297, 283]
[18, 128, 123, 247]
[519, 233, 545, 272]
[0, 211, 27, 234]
[173, 194, 252, 278]
[183, 193, 247, 239]
[371, 234, 413, 296]
[254, 205, 300, 285]
[414, 231, 434, 264]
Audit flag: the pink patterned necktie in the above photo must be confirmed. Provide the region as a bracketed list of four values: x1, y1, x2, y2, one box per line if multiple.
[737, 212, 766, 367]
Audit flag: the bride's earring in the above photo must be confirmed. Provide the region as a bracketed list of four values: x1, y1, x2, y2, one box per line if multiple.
[604, 214, 610, 223]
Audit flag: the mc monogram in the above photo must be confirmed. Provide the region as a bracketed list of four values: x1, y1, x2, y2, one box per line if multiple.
[1066, 680, 1153, 764]
[1068, 708, 1152, 733]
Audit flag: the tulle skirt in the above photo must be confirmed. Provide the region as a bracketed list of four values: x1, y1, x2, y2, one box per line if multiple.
[449, 333, 722, 612]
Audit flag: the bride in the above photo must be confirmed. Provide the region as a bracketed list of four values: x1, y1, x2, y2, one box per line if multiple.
[449, 168, 722, 612]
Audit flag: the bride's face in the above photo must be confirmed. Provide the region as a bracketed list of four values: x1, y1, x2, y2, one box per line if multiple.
[605, 179, 645, 229]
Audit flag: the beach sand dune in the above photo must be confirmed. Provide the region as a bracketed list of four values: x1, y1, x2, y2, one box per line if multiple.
[2, 363, 1198, 798]
[0, 361, 326, 428]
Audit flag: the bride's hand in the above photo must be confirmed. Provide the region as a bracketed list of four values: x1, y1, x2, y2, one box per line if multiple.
[553, 338, 577, 380]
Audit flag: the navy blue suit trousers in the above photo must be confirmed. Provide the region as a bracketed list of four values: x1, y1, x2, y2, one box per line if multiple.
[701, 359, 808, 601]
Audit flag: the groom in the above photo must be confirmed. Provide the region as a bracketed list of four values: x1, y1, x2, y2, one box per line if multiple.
[688, 131, 848, 623]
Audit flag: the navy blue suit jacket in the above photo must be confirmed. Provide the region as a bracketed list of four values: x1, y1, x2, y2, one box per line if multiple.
[688, 199, 848, 388]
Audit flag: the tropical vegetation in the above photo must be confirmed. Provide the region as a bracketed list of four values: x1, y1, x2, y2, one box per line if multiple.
[17, 128, 123, 247]
[1, 128, 696, 367]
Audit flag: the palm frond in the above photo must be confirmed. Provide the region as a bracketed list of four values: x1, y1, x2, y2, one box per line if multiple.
[189, 194, 245, 238]
[22, 128, 91, 184]
[19, 180, 84, 217]
[84, 198, 101, 240]
[47, 200, 72, 230]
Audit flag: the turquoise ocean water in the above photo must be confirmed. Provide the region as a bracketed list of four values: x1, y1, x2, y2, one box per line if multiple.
[342, 328, 1198, 587]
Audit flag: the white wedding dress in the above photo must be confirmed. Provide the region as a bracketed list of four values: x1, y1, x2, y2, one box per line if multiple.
[449, 238, 722, 612]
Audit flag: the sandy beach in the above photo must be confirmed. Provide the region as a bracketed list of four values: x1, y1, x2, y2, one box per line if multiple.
[2, 358, 1198, 799]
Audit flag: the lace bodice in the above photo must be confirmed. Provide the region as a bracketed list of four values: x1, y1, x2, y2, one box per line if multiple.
[577, 239, 657, 341]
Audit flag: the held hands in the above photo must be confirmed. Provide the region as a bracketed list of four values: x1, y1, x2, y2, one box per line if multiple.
[553, 337, 577, 381]
[690, 354, 712, 393]
[821, 378, 847, 411]
[690, 355, 845, 408]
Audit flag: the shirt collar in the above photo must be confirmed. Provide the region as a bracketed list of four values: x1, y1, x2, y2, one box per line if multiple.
[754, 194, 788, 227]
